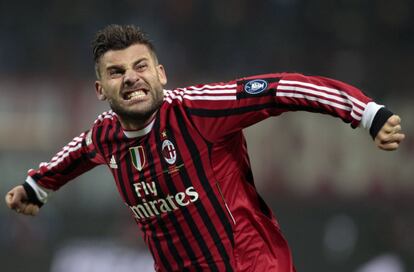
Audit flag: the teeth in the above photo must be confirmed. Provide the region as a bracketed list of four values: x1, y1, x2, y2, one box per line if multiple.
[127, 90, 145, 99]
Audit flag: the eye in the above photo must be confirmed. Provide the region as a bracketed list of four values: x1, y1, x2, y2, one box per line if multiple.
[135, 63, 148, 72]
[108, 68, 124, 78]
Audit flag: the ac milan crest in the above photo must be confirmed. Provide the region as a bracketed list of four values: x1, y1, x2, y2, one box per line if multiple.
[162, 139, 177, 165]
[129, 146, 146, 171]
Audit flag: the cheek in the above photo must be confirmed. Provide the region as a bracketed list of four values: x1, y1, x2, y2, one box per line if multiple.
[103, 82, 121, 96]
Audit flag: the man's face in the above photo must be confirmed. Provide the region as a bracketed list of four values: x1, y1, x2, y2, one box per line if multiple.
[95, 43, 167, 128]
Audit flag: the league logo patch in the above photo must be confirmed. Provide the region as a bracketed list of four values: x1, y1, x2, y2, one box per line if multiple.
[244, 79, 268, 94]
[162, 139, 177, 165]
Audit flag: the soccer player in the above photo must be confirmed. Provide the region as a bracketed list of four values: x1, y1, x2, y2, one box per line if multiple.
[5, 24, 405, 271]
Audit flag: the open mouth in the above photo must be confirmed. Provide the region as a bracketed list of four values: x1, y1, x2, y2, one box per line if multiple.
[122, 89, 147, 100]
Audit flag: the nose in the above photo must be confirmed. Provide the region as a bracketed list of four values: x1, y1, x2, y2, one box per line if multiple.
[123, 69, 140, 87]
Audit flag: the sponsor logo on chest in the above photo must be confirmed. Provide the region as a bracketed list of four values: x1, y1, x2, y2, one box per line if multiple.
[129, 180, 199, 221]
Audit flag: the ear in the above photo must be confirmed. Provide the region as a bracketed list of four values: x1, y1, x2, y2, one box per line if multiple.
[95, 81, 107, 101]
[157, 64, 168, 86]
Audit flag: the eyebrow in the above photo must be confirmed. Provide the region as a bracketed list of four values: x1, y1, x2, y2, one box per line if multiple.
[105, 57, 149, 71]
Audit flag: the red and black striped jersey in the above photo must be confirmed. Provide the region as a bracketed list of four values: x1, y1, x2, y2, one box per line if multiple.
[26, 73, 382, 271]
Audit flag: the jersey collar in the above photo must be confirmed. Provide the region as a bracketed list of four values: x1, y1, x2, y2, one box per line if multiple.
[123, 118, 155, 138]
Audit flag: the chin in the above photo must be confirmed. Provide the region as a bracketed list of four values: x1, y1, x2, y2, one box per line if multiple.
[109, 98, 162, 122]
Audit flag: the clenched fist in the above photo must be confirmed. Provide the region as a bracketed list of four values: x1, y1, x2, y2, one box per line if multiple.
[5, 185, 40, 216]
[375, 115, 405, 151]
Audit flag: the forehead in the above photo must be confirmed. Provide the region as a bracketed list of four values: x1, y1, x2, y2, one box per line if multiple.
[100, 43, 153, 67]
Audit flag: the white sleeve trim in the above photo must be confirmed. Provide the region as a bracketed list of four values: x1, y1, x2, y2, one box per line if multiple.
[25, 176, 52, 204]
[360, 102, 384, 129]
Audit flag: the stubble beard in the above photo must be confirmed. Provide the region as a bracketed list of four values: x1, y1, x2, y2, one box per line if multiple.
[108, 91, 164, 128]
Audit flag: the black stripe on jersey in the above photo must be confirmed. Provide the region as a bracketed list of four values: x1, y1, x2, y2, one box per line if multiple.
[165, 132, 221, 271]
[236, 88, 276, 99]
[235, 76, 280, 100]
[130, 130, 181, 271]
[94, 125, 105, 155]
[31, 173, 43, 182]
[245, 167, 272, 219]
[188, 103, 330, 118]
[236, 77, 281, 86]
[276, 103, 333, 114]
[188, 102, 277, 117]
[275, 104, 348, 121]
[32, 129, 103, 182]
[59, 155, 90, 175]
[122, 133, 174, 272]
[104, 124, 113, 161]
[103, 124, 112, 152]
[113, 122, 130, 206]
[140, 132, 186, 270]
[31, 157, 86, 181]
[153, 118, 214, 271]
[80, 132, 97, 160]
[174, 107, 234, 271]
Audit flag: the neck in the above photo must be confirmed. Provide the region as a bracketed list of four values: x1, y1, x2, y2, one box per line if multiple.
[118, 111, 157, 131]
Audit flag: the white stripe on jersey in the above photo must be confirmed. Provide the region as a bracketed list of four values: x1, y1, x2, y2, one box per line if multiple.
[277, 85, 364, 116]
[185, 83, 237, 91]
[276, 92, 363, 119]
[51, 133, 85, 162]
[47, 142, 83, 169]
[164, 83, 237, 103]
[182, 95, 236, 101]
[164, 91, 236, 103]
[164, 91, 182, 103]
[164, 92, 237, 103]
[174, 89, 237, 95]
[95, 110, 116, 123]
[277, 91, 363, 120]
[279, 80, 367, 109]
[351, 111, 361, 121]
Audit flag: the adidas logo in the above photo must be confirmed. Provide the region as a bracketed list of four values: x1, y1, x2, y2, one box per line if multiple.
[109, 155, 118, 169]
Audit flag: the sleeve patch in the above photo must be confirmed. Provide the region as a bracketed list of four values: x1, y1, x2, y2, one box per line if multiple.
[244, 79, 268, 94]
[236, 77, 280, 100]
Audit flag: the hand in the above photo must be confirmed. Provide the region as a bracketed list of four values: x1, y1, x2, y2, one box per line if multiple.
[375, 115, 405, 151]
[5, 185, 40, 216]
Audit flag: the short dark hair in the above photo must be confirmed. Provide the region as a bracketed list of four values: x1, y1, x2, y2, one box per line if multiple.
[92, 24, 157, 76]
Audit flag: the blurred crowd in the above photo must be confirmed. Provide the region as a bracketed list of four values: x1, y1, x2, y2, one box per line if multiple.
[0, 0, 413, 271]
[1, 0, 414, 92]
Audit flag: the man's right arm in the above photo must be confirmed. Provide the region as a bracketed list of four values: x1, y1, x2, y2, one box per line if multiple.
[5, 129, 106, 215]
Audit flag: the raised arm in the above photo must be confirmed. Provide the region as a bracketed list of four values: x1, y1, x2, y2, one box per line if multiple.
[166, 73, 404, 147]
[5, 129, 105, 215]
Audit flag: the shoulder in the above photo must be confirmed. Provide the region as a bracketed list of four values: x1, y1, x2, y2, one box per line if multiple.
[93, 110, 118, 127]
[88, 110, 118, 140]
[86, 110, 118, 150]
[162, 81, 238, 104]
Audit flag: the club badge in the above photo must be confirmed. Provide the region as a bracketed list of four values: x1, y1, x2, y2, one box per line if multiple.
[162, 139, 177, 165]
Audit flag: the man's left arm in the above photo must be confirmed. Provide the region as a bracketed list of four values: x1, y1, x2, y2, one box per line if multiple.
[168, 72, 405, 149]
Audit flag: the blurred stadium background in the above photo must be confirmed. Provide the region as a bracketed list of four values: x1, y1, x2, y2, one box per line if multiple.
[1, 0, 413, 271]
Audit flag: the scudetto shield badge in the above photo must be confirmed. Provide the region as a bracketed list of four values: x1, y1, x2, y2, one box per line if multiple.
[130, 146, 146, 171]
